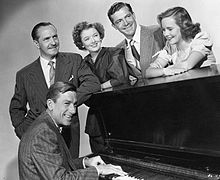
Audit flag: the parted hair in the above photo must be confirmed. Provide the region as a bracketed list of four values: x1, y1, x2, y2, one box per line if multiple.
[46, 81, 76, 103]
[72, 21, 105, 50]
[157, 7, 201, 40]
[31, 22, 56, 41]
[107, 2, 134, 24]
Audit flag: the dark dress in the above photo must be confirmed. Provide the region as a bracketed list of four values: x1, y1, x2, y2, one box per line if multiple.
[84, 47, 129, 153]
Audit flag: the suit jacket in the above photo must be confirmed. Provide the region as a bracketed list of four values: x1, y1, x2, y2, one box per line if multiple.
[18, 111, 98, 180]
[9, 52, 100, 158]
[117, 25, 165, 78]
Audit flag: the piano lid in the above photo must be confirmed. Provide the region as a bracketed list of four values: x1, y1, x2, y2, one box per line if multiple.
[90, 64, 220, 175]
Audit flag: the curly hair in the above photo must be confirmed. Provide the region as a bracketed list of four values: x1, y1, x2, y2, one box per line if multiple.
[157, 7, 201, 40]
[72, 21, 105, 50]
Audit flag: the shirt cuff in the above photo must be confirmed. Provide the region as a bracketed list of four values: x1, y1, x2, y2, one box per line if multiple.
[82, 157, 89, 169]
[94, 166, 100, 176]
[83, 157, 100, 176]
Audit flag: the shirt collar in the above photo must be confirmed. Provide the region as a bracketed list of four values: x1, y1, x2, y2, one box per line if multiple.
[47, 110, 62, 133]
[84, 47, 105, 64]
[40, 56, 56, 66]
[125, 24, 141, 45]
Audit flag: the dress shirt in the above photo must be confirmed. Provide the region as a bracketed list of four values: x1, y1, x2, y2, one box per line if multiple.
[40, 57, 56, 88]
[125, 24, 141, 70]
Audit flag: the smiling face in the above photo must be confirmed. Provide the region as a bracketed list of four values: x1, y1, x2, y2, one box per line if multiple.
[34, 25, 59, 60]
[111, 6, 137, 39]
[48, 91, 77, 126]
[161, 16, 182, 45]
[80, 27, 102, 53]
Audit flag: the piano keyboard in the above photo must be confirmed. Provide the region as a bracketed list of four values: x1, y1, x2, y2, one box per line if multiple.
[114, 175, 144, 180]
[103, 174, 144, 180]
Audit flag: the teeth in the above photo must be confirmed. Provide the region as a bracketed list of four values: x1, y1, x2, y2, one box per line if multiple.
[65, 115, 71, 118]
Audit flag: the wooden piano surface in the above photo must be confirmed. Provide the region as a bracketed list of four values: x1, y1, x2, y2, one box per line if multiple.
[90, 64, 220, 180]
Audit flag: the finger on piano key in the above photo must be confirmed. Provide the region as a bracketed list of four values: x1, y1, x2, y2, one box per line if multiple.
[113, 175, 144, 180]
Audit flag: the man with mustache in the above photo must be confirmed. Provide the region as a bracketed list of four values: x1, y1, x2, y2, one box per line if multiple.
[107, 2, 166, 79]
[9, 22, 100, 158]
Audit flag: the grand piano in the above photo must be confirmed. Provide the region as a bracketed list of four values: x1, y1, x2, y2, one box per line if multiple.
[89, 64, 220, 180]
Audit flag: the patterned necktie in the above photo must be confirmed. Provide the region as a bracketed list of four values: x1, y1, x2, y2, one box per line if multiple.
[130, 39, 140, 61]
[48, 61, 55, 86]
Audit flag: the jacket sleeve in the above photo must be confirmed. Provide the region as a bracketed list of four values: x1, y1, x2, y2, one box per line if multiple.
[30, 127, 98, 180]
[108, 48, 129, 87]
[9, 71, 28, 138]
[76, 56, 101, 106]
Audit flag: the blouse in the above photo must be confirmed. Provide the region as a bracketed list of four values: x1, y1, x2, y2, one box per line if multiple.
[84, 47, 128, 87]
[150, 32, 216, 69]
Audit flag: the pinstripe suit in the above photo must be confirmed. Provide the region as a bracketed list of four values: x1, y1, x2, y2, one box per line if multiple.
[18, 111, 98, 180]
[10, 52, 100, 158]
[117, 25, 165, 78]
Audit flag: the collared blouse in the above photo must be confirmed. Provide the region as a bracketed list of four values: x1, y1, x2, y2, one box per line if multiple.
[84, 47, 128, 87]
[150, 32, 216, 69]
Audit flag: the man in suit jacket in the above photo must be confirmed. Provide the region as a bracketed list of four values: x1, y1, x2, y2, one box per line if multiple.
[9, 22, 101, 158]
[18, 81, 126, 180]
[107, 2, 165, 79]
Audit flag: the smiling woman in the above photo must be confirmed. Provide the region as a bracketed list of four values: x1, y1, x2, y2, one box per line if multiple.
[1, 0, 220, 179]
[145, 6, 216, 78]
[72, 21, 129, 153]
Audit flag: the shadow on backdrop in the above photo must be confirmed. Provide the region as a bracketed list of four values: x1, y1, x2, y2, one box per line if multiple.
[0, 0, 37, 31]
[4, 156, 19, 180]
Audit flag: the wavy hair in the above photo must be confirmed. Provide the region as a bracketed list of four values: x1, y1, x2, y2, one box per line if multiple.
[72, 21, 105, 50]
[157, 7, 201, 40]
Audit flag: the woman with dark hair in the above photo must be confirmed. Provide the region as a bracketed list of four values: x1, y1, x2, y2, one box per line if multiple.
[72, 21, 129, 153]
[73, 21, 128, 90]
[145, 7, 216, 78]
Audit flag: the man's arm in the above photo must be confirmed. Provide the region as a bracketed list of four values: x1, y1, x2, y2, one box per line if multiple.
[30, 127, 98, 180]
[9, 72, 28, 138]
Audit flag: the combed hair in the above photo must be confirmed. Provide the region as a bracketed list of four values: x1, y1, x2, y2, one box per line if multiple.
[46, 81, 76, 103]
[107, 2, 134, 24]
[157, 7, 201, 40]
[31, 22, 55, 41]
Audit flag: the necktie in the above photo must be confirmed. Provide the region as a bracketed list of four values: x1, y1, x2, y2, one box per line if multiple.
[130, 39, 140, 61]
[48, 61, 55, 86]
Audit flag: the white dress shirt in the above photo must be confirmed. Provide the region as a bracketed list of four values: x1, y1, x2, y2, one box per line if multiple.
[40, 57, 56, 88]
[125, 24, 141, 70]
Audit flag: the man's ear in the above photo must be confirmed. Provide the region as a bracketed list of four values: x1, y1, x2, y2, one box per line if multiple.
[47, 99, 54, 111]
[132, 12, 136, 20]
[112, 23, 117, 30]
[33, 40, 40, 49]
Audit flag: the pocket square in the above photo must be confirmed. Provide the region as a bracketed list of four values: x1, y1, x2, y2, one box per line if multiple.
[69, 75, 74, 81]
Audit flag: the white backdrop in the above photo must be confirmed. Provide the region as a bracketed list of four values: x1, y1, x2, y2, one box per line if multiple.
[1, 0, 220, 179]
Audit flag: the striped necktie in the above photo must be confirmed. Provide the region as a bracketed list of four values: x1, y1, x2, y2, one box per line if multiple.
[48, 61, 55, 86]
[130, 39, 140, 61]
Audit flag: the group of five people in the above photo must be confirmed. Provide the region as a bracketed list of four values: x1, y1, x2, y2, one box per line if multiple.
[9, 1, 216, 179]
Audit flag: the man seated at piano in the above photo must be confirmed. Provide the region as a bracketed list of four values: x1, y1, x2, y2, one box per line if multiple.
[145, 6, 216, 78]
[18, 81, 128, 180]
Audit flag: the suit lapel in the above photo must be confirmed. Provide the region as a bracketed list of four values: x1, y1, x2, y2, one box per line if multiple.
[29, 58, 48, 104]
[55, 53, 72, 82]
[46, 113, 77, 170]
[140, 26, 153, 77]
